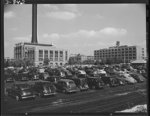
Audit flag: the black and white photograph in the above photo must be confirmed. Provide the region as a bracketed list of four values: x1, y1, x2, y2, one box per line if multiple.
[2, 1, 148, 115]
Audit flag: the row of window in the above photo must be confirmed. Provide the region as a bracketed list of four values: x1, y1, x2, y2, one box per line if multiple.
[94, 51, 136, 55]
[38, 58, 64, 62]
[94, 50, 137, 54]
[95, 56, 136, 59]
[95, 54, 136, 56]
[95, 49, 136, 52]
[39, 50, 68, 61]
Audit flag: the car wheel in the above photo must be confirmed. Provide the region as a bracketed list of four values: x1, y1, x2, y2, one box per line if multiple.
[15, 96, 20, 101]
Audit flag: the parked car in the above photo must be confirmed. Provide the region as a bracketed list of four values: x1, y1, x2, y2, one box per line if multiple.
[7, 83, 35, 101]
[71, 78, 89, 91]
[87, 76, 105, 89]
[32, 74, 40, 80]
[16, 73, 29, 81]
[120, 73, 137, 84]
[5, 77, 14, 83]
[31, 81, 56, 97]
[55, 79, 80, 93]
[46, 75, 61, 84]
[39, 72, 50, 80]
[111, 75, 127, 85]
[101, 76, 120, 87]
[129, 73, 145, 83]
[141, 72, 147, 79]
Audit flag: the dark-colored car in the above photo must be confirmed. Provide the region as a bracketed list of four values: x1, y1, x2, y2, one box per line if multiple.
[31, 81, 56, 97]
[111, 75, 127, 85]
[55, 79, 80, 93]
[101, 76, 120, 87]
[71, 78, 89, 91]
[87, 76, 105, 89]
[16, 73, 29, 81]
[46, 75, 61, 84]
[7, 83, 35, 101]
[141, 72, 147, 79]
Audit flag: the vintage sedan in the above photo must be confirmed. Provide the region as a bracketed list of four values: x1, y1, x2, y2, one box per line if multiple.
[87, 76, 105, 89]
[31, 81, 56, 97]
[71, 78, 89, 91]
[39, 72, 50, 80]
[5, 77, 14, 83]
[101, 76, 120, 87]
[129, 73, 145, 83]
[111, 75, 127, 85]
[120, 73, 137, 84]
[55, 79, 80, 93]
[16, 73, 29, 81]
[7, 83, 35, 101]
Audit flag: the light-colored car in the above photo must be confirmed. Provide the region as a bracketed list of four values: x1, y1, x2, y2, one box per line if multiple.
[120, 73, 137, 84]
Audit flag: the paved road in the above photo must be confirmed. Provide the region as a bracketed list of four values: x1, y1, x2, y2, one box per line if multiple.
[3, 82, 147, 114]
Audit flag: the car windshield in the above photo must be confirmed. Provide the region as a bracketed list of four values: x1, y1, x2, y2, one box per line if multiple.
[18, 84, 30, 90]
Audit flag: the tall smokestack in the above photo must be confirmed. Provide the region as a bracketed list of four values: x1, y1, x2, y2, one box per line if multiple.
[31, 4, 38, 44]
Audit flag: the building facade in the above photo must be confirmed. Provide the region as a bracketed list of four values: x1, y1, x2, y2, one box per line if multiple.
[14, 42, 68, 66]
[69, 54, 94, 64]
[94, 42, 145, 63]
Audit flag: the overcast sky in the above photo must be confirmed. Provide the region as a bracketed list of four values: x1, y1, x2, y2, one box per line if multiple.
[4, 4, 146, 58]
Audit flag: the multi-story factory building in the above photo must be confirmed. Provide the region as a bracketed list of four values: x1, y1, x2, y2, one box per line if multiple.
[14, 4, 68, 66]
[94, 41, 145, 63]
[14, 43, 68, 66]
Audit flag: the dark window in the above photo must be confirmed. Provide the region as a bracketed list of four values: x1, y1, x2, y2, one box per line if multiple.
[50, 51, 53, 61]
[39, 50, 43, 61]
[44, 50, 48, 59]
[55, 51, 58, 61]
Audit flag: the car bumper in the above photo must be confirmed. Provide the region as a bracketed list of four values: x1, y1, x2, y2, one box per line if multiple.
[80, 87, 89, 91]
[43, 92, 56, 96]
[21, 95, 36, 99]
[67, 89, 80, 93]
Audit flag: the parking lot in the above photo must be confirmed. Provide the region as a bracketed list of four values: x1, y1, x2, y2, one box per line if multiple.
[4, 81, 147, 113]
[3, 64, 147, 113]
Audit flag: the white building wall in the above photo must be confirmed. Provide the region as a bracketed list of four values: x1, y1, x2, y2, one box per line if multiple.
[136, 46, 143, 60]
